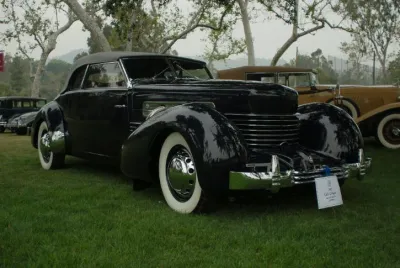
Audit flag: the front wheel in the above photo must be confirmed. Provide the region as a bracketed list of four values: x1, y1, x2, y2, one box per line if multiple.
[37, 121, 65, 170]
[158, 132, 214, 214]
[376, 113, 400, 149]
[0, 126, 4, 133]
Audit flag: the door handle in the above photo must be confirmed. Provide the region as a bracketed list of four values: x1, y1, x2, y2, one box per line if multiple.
[114, 104, 127, 108]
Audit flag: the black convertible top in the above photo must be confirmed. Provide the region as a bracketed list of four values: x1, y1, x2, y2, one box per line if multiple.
[72, 51, 206, 70]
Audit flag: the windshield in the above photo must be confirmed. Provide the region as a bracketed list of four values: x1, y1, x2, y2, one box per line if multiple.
[122, 57, 212, 82]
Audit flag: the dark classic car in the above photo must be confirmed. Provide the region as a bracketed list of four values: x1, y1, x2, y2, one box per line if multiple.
[6, 111, 38, 135]
[30, 52, 372, 214]
[0, 96, 46, 133]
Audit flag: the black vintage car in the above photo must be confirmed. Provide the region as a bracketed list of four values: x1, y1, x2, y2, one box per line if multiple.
[30, 52, 372, 214]
[0, 96, 46, 133]
[6, 111, 38, 135]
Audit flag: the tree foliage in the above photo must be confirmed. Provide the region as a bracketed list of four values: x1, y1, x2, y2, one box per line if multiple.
[333, 0, 400, 79]
[1, 0, 77, 97]
[289, 49, 339, 83]
[388, 52, 400, 84]
[0, 54, 71, 99]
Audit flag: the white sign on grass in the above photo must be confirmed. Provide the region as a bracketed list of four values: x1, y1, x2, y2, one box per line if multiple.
[315, 175, 343, 209]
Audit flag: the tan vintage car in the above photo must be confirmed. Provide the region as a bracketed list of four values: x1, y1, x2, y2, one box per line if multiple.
[217, 66, 400, 149]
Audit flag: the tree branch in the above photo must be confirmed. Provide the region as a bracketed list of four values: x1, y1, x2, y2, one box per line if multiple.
[160, 2, 232, 54]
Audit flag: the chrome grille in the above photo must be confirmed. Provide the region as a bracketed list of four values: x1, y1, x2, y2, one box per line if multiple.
[224, 113, 300, 149]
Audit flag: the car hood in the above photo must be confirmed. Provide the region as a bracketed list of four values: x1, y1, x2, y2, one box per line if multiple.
[133, 79, 299, 115]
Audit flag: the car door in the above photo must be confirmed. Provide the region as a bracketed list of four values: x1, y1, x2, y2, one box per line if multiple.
[56, 64, 89, 155]
[79, 62, 129, 158]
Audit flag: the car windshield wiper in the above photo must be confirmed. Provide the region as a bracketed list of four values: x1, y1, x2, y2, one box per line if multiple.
[150, 66, 175, 80]
[173, 62, 199, 79]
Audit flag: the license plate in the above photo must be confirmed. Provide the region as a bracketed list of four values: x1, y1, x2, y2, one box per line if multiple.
[314, 175, 343, 209]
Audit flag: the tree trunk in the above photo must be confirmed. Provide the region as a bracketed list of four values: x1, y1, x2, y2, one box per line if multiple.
[270, 36, 297, 66]
[31, 50, 50, 97]
[31, 16, 77, 97]
[237, 0, 255, 66]
[62, 0, 112, 52]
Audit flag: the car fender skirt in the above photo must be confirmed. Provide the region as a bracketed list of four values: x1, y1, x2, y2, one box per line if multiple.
[120, 103, 248, 193]
[297, 102, 363, 163]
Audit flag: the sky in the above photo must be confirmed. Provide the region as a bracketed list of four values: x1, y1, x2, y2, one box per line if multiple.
[0, 1, 362, 63]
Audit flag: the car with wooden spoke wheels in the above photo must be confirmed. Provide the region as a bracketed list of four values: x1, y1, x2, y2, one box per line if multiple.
[30, 52, 372, 214]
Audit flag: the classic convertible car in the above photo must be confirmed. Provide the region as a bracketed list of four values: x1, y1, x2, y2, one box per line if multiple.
[217, 66, 400, 149]
[31, 52, 372, 214]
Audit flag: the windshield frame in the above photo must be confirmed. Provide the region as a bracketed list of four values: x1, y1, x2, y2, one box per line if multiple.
[120, 56, 213, 85]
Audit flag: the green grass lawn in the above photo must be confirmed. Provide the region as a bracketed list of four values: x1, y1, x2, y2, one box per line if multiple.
[0, 133, 399, 268]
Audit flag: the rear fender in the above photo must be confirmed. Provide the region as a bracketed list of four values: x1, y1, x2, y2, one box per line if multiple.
[297, 102, 363, 163]
[120, 103, 248, 194]
[31, 101, 68, 153]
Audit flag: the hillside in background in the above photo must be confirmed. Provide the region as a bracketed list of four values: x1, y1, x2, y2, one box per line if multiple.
[50, 48, 288, 69]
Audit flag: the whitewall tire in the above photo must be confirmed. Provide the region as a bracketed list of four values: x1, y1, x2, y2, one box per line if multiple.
[328, 99, 359, 119]
[37, 121, 65, 170]
[376, 113, 400, 149]
[158, 132, 211, 214]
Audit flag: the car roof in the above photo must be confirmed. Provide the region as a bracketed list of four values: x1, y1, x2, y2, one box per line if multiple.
[0, 96, 46, 101]
[72, 51, 207, 70]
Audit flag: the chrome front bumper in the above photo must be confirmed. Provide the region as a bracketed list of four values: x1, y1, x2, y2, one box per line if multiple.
[229, 149, 372, 192]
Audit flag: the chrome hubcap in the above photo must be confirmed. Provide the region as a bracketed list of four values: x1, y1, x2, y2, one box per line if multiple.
[383, 119, 400, 144]
[39, 131, 51, 162]
[166, 146, 196, 202]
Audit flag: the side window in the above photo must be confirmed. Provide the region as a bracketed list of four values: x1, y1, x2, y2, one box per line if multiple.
[68, 65, 87, 91]
[22, 101, 31, 108]
[288, 73, 310, 87]
[246, 73, 275, 82]
[35, 100, 46, 108]
[82, 62, 126, 89]
[277, 74, 287, 85]
[13, 100, 21, 108]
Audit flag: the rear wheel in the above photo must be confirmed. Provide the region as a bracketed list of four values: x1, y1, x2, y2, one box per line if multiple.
[376, 113, 400, 149]
[37, 121, 65, 170]
[0, 126, 4, 133]
[158, 132, 214, 214]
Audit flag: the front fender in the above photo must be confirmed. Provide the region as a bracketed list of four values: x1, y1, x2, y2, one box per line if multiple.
[31, 101, 67, 150]
[120, 103, 248, 193]
[297, 102, 363, 163]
